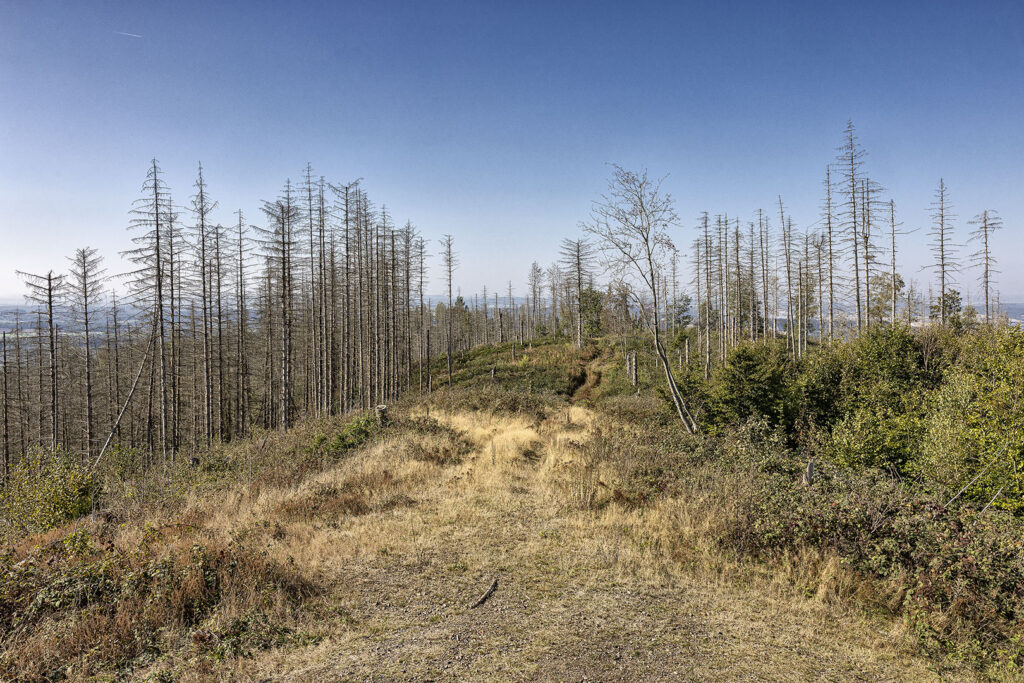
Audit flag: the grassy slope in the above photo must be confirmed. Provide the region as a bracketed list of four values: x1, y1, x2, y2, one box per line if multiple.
[0, 339, 984, 681]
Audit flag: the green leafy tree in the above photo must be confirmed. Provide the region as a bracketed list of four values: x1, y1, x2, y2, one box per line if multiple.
[868, 272, 904, 325]
[668, 292, 693, 330]
[929, 288, 972, 331]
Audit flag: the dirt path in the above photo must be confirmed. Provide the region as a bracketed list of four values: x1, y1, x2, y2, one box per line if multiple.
[244, 407, 966, 682]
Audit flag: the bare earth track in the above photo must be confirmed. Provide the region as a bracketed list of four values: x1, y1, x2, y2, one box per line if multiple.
[224, 404, 967, 682]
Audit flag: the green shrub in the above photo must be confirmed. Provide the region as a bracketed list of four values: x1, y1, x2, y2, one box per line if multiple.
[725, 453, 1024, 669]
[828, 392, 927, 471]
[0, 448, 98, 538]
[917, 327, 1024, 511]
[712, 341, 793, 429]
[797, 342, 850, 427]
[310, 412, 381, 458]
[799, 326, 933, 471]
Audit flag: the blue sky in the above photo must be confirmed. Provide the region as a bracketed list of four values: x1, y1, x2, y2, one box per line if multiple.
[1, 0, 1022, 301]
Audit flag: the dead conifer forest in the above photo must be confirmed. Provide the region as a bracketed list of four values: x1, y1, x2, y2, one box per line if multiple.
[3, 2, 1024, 681]
[2, 123, 1024, 680]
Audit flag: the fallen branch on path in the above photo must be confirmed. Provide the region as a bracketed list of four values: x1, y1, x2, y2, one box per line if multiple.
[471, 579, 499, 609]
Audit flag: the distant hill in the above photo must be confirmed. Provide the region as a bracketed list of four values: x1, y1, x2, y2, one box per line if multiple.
[999, 302, 1024, 324]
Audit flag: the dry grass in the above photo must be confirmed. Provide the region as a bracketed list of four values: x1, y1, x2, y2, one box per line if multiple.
[219, 404, 975, 680]
[3, 398, 985, 680]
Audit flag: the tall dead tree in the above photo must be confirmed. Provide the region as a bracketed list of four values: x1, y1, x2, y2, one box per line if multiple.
[125, 159, 172, 461]
[748, 221, 756, 342]
[559, 238, 593, 348]
[2, 332, 9, 485]
[928, 179, 958, 326]
[527, 261, 545, 341]
[66, 247, 106, 459]
[889, 200, 899, 325]
[18, 270, 65, 452]
[859, 177, 885, 329]
[189, 163, 217, 445]
[233, 211, 250, 436]
[837, 121, 865, 333]
[822, 168, 836, 341]
[440, 235, 456, 387]
[969, 209, 1001, 324]
[758, 210, 770, 340]
[257, 183, 300, 430]
[778, 198, 794, 354]
[700, 212, 713, 377]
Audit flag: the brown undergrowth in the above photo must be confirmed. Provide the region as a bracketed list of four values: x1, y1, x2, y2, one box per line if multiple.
[0, 347, 998, 680]
[0, 412, 474, 681]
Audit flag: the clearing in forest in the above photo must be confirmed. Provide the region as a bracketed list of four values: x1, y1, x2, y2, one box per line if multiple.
[211, 404, 964, 682]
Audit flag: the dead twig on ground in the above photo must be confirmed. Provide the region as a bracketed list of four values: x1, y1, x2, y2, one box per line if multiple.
[471, 578, 499, 608]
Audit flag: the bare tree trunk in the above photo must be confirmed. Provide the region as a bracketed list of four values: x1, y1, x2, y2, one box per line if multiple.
[2, 332, 8, 486]
[890, 201, 898, 325]
[824, 168, 835, 341]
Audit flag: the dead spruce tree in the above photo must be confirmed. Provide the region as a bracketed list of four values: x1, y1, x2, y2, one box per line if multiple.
[582, 165, 697, 434]
[2, 332, 8, 485]
[189, 163, 218, 445]
[256, 183, 301, 430]
[124, 159, 173, 461]
[440, 235, 457, 387]
[837, 121, 866, 333]
[969, 209, 1001, 324]
[17, 270, 65, 452]
[822, 168, 836, 341]
[559, 238, 594, 348]
[66, 247, 106, 459]
[928, 179, 958, 326]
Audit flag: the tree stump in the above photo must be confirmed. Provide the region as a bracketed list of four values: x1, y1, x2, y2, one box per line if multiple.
[375, 405, 390, 425]
[801, 458, 815, 486]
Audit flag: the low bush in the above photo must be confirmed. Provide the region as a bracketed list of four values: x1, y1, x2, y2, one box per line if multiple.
[0, 527, 315, 680]
[726, 457, 1024, 669]
[711, 341, 794, 430]
[916, 326, 1024, 511]
[424, 384, 555, 421]
[0, 448, 98, 539]
[399, 416, 475, 464]
[310, 411, 380, 458]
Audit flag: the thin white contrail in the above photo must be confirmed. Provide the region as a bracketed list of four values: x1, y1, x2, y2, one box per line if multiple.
[113, 31, 143, 38]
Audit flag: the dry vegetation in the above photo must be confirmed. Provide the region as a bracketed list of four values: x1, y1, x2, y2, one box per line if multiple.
[1, 340, 1009, 680]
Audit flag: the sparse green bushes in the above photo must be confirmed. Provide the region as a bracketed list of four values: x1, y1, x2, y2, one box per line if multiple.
[916, 326, 1024, 511]
[589, 326, 1024, 671]
[726, 453, 1024, 670]
[0, 448, 98, 538]
[424, 384, 555, 421]
[399, 416, 475, 464]
[310, 412, 380, 458]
